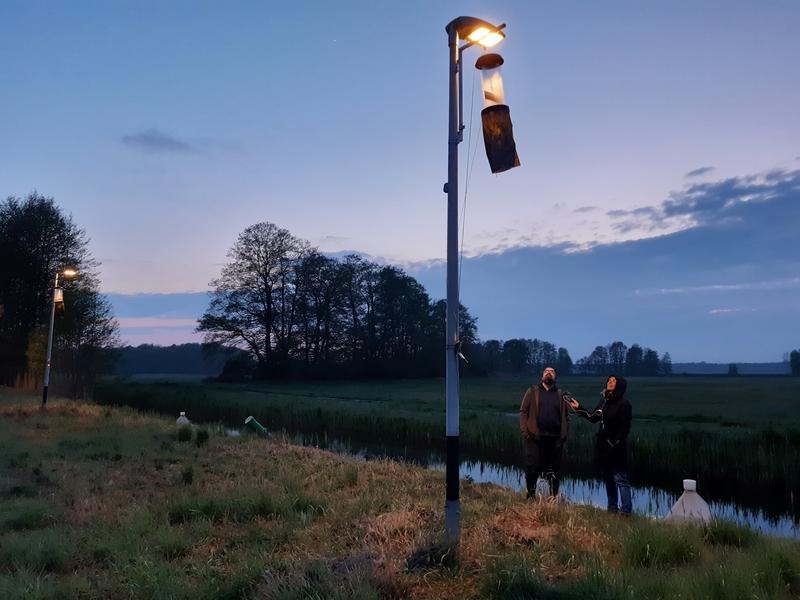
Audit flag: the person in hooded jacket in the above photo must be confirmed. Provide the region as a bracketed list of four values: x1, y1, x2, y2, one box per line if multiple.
[565, 375, 633, 514]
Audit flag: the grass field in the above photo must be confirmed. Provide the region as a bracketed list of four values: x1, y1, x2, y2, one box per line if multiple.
[1, 388, 799, 599]
[95, 376, 800, 520]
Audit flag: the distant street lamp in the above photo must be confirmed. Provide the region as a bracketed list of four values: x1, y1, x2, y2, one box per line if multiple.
[42, 268, 78, 407]
[443, 16, 506, 542]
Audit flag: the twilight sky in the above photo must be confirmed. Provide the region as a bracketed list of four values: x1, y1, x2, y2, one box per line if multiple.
[2, 1, 798, 361]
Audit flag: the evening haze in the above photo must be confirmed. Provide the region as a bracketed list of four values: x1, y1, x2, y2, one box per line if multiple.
[2, 1, 798, 362]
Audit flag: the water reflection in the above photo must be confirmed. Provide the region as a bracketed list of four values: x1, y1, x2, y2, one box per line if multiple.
[283, 431, 800, 539]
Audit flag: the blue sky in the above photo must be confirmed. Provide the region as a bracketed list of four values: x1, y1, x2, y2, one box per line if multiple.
[2, 1, 798, 361]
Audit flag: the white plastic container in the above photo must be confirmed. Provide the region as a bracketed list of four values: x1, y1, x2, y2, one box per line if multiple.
[176, 411, 191, 426]
[666, 479, 712, 524]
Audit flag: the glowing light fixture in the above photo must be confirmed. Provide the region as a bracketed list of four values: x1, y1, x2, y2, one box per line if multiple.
[466, 27, 505, 48]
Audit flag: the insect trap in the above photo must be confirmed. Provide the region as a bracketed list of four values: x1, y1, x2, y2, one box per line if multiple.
[475, 53, 520, 174]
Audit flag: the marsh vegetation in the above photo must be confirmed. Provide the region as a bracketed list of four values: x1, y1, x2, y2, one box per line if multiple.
[2, 388, 799, 599]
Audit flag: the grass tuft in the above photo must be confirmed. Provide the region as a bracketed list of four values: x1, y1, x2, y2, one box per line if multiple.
[177, 425, 192, 442]
[703, 518, 757, 548]
[0, 499, 57, 532]
[623, 521, 701, 568]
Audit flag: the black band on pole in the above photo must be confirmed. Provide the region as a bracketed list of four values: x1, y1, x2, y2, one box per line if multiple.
[446, 435, 459, 501]
[42, 386, 48, 407]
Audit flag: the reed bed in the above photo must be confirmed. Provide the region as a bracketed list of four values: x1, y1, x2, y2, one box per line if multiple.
[95, 378, 800, 519]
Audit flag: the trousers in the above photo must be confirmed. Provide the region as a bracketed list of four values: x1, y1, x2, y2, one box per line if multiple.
[523, 435, 563, 497]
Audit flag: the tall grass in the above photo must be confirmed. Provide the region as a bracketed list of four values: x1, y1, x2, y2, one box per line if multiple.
[95, 379, 800, 519]
[1, 392, 799, 599]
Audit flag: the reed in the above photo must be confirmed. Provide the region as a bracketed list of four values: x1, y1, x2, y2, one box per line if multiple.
[94, 377, 800, 519]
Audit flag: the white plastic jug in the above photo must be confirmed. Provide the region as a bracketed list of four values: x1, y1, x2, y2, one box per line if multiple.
[666, 479, 712, 524]
[176, 411, 191, 426]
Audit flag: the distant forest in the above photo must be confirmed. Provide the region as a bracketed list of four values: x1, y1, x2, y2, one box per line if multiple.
[114, 343, 795, 379]
[112, 344, 239, 377]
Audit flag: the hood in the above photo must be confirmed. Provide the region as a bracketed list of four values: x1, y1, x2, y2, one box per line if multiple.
[606, 375, 627, 401]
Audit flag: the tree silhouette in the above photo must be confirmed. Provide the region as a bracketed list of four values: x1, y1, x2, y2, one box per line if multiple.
[0, 193, 117, 394]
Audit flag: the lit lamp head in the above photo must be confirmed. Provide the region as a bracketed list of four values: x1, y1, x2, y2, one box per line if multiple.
[55, 268, 78, 303]
[446, 16, 506, 48]
[466, 27, 505, 48]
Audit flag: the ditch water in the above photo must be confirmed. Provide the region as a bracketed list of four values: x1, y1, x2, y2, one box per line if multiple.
[258, 429, 800, 540]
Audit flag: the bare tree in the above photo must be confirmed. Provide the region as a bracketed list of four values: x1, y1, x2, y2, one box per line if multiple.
[197, 222, 309, 376]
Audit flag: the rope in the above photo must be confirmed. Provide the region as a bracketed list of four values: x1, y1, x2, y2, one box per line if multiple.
[458, 61, 482, 295]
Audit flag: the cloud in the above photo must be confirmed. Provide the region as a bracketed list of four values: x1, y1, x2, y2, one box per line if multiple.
[608, 168, 800, 235]
[685, 166, 716, 178]
[573, 206, 600, 213]
[635, 278, 800, 296]
[708, 308, 757, 316]
[318, 235, 349, 245]
[118, 317, 199, 329]
[122, 129, 195, 153]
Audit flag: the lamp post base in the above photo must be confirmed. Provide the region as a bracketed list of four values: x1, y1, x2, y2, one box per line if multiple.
[445, 499, 460, 542]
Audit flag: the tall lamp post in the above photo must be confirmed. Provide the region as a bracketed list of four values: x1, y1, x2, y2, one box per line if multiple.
[443, 17, 505, 541]
[42, 268, 77, 407]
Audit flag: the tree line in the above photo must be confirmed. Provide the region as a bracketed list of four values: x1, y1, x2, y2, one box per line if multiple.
[113, 343, 239, 377]
[0, 193, 118, 397]
[198, 222, 679, 380]
[197, 222, 479, 379]
[790, 350, 800, 376]
[574, 342, 672, 376]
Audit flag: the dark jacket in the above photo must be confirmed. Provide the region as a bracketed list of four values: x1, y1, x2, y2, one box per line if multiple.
[519, 384, 570, 441]
[570, 376, 632, 467]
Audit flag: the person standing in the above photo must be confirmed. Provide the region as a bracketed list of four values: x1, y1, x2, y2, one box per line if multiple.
[565, 375, 633, 515]
[519, 366, 570, 498]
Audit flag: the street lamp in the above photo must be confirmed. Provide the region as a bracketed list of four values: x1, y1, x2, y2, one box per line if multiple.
[42, 268, 78, 407]
[443, 16, 506, 542]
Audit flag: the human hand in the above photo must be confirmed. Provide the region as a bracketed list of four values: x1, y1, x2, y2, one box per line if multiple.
[567, 397, 579, 409]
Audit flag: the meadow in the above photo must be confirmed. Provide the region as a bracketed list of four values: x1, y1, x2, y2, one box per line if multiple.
[94, 376, 800, 521]
[1, 387, 799, 599]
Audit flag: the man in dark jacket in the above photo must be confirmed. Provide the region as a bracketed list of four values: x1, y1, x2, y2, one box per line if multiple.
[519, 366, 571, 498]
[566, 375, 633, 514]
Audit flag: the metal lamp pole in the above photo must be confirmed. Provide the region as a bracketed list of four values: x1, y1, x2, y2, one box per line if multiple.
[42, 268, 76, 407]
[42, 271, 60, 407]
[443, 17, 505, 542]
